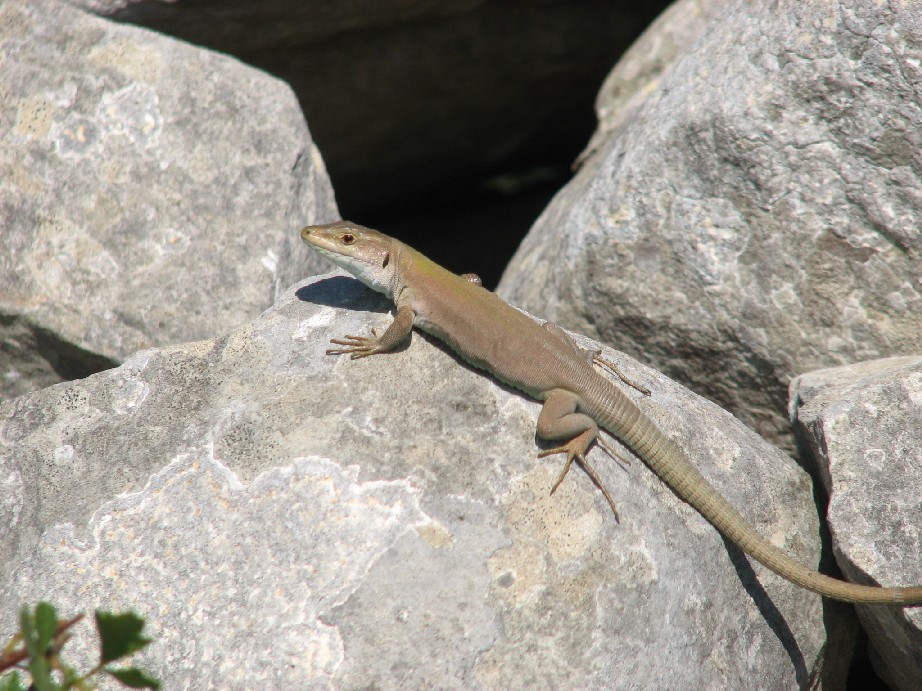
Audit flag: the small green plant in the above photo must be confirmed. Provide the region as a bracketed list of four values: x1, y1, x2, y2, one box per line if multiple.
[0, 602, 159, 690]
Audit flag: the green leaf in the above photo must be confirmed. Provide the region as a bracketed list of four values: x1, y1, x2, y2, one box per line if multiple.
[0, 671, 27, 691]
[34, 603, 57, 653]
[105, 667, 160, 689]
[18, 605, 54, 691]
[94, 611, 151, 664]
[26, 655, 53, 691]
[18, 606, 37, 658]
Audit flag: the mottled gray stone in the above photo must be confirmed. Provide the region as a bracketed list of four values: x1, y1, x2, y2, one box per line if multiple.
[0, 0, 337, 400]
[498, 0, 922, 455]
[1, 272, 840, 687]
[791, 357, 922, 691]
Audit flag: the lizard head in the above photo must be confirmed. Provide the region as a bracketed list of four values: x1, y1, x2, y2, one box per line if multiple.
[301, 221, 398, 297]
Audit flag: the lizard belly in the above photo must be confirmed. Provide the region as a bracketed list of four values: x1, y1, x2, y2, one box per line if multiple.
[415, 314, 581, 400]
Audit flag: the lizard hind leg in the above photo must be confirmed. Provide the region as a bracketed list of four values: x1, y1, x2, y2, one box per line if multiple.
[540, 322, 650, 397]
[536, 389, 620, 521]
[592, 354, 651, 397]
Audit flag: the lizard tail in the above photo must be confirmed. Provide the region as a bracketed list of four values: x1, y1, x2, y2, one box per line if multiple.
[592, 385, 922, 605]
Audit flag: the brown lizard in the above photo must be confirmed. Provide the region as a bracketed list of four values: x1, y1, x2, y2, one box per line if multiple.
[301, 220, 922, 605]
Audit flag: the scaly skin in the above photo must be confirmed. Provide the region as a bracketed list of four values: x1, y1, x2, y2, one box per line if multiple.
[301, 220, 922, 605]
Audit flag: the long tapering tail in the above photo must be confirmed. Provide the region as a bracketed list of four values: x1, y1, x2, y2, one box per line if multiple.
[592, 385, 922, 605]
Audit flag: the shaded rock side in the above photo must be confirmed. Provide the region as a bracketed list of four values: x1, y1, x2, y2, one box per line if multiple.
[791, 356, 922, 691]
[498, 0, 922, 455]
[0, 0, 338, 400]
[0, 272, 835, 687]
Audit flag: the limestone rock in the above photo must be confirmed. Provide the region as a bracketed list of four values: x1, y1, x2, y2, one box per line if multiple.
[791, 357, 922, 691]
[498, 1, 922, 455]
[0, 273, 833, 687]
[0, 0, 338, 400]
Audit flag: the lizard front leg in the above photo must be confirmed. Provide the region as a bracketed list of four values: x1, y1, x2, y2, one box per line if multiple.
[327, 305, 415, 359]
[536, 389, 620, 520]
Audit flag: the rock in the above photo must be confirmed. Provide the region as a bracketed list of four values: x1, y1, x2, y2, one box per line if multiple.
[0, 272, 835, 687]
[65, 0, 670, 212]
[0, 0, 338, 401]
[791, 357, 922, 691]
[497, 1, 922, 455]
[578, 0, 734, 165]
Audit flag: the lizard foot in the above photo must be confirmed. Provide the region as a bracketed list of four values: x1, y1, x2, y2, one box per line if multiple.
[327, 328, 384, 359]
[538, 440, 620, 522]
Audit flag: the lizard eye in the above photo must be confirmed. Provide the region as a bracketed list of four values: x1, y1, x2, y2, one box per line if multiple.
[341, 233, 355, 245]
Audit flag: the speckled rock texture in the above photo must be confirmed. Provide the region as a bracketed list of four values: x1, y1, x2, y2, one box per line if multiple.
[791, 357, 922, 691]
[0, 0, 337, 401]
[498, 0, 922, 456]
[0, 273, 838, 688]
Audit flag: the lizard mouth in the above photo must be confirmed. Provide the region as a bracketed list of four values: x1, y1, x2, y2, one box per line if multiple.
[300, 226, 335, 253]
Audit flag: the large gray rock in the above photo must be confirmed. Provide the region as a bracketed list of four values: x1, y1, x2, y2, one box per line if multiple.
[791, 357, 922, 691]
[0, 0, 337, 401]
[0, 272, 838, 687]
[498, 0, 922, 455]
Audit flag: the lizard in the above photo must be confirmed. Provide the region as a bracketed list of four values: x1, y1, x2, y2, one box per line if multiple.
[300, 220, 922, 605]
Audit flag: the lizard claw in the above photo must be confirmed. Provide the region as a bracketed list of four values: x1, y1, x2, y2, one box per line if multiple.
[538, 445, 578, 495]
